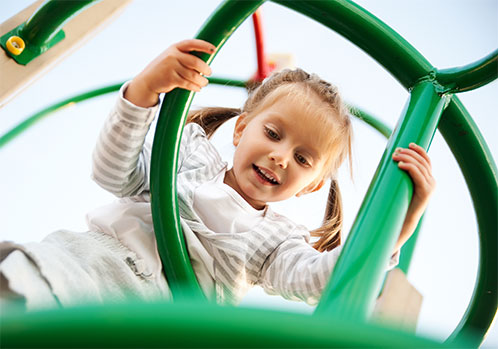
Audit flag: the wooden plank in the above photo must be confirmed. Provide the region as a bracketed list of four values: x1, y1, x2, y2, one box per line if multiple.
[372, 268, 424, 333]
[0, 0, 132, 109]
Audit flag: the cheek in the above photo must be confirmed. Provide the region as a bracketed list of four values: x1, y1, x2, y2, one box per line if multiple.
[232, 143, 250, 174]
[289, 167, 319, 190]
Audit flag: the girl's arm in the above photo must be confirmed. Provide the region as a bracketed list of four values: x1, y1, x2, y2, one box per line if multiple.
[259, 237, 343, 305]
[92, 39, 215, 197]
[259, 237, 400, 305]
[392, 143, 436, 253]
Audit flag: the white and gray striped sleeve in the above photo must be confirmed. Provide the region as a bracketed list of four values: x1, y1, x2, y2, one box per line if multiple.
[92, 82, 159, 198]
[259, 238, 342, 306]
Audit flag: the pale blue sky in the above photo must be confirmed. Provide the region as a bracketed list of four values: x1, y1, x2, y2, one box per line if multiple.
[1, 0, 497, 346]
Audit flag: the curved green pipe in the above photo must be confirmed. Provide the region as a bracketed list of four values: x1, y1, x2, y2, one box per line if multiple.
[273, 0, 433, 89]
[265, 0, 496, 343]
[0, 0, 494, 344]
[316, 81, 449, 320]
[150, 0, 496, 344]
[2, 80, 420, 275]
[439, 97, 498, 344]
[0, 83, 392, 155]
[0, 82, 123, 148]
[347, 104, 391, 138]
[436, 49, 498, 93]
[0, 77, 245, 149]
[150, 0, 268, 300]
[0, 300, 469, 348]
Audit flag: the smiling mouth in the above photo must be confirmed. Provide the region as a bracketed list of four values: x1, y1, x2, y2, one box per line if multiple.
[253, 165, 280, 185]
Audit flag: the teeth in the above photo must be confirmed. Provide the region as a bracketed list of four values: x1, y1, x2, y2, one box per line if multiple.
[256, 166, 279, 184]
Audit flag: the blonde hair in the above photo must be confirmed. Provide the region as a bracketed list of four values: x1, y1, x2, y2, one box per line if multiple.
[187, 68, 353, 252]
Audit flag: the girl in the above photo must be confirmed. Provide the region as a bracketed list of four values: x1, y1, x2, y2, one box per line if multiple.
[0, 39, 435, 309]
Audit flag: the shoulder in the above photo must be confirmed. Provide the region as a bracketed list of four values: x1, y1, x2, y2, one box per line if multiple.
[178, 123, 226, 177]
[181, 123, 220, 160]
[182, 122, 206, 140]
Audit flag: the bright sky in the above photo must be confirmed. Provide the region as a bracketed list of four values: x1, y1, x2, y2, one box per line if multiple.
[1, 0, 497, 347]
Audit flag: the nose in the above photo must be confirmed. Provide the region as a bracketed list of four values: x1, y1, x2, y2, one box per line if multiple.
[269, 148, 291, 169]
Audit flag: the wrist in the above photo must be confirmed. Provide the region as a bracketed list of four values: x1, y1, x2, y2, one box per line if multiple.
[124, 76, 159, 108]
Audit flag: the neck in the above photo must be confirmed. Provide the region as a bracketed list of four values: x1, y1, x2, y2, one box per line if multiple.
[223, 169, 266, 210]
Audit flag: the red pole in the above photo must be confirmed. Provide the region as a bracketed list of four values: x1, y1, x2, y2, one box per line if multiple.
[252, 9, 270, 81]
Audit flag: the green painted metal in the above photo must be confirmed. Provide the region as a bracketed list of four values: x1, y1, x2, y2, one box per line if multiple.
[0, 300, 470, 348]
[0, 82, 123, 148]
[149, 0, 496, 344]
[273, 0, 433, 89]
[0, 0, 495, 346]
[344, 104, 420, 275]
[346, 104, 391, 138]
[438, 97, 498, 344]
[436, 49, 498, 93]
[0, 76, 246, 149]
[208, 76, 248, 88]
[150, 0, 266, 300]
[315, 81, 449, 320]
[0, 0, 97, 65]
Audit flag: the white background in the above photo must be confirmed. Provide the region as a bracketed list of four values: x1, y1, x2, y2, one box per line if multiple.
[1, 0, 496, 346]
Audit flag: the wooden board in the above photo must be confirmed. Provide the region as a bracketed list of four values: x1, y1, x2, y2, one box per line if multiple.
[0, 0, 132, 109]
[372, 268, 424, 333]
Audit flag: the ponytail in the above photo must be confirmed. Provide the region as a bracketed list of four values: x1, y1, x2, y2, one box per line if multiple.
[311, 180, 343, 252]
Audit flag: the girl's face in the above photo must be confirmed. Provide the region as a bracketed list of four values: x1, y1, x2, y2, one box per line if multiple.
[224, 95, 333, 210]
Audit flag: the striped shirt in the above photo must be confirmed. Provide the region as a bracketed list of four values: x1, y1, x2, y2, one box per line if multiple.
[89, 83, 346, 306]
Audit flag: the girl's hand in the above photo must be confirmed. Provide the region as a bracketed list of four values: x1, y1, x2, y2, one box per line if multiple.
[392, 143, 436, 252]
[124, 39, 216, 108]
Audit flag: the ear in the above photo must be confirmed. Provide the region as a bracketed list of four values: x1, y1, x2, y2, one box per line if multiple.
[296, 178, 326, 197]
[233, 112, 248, 146]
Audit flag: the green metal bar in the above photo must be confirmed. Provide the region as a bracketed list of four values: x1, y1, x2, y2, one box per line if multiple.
[0, 82, 123, 148]
[0, 77, 245, 149]
[150, 0, 266, 301]
[208, 76, 248, 88]
[266, 0, 496, 340]
[438, 97, 498, 346]
[436, 49, 498, 93]
[273, 0, 433, 89]
[315, 81, 450, 321]
[0, 0, 98, 65]
[0, 300, 467, 348]
[346, 104, 420, 274]
[20, 0, 97, 47]
[1, 0, 494, 342]
[347, 104, 391, 138]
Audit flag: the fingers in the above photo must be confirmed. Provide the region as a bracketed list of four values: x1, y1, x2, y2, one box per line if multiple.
[175, 63, 209, 92]
[177, 50, 212, 77]
[392, 143, 436, 198]
[176, 39, 216, 56]
[393, 144, 431, 179]
[171, 40, 214, 92]
[138, 39, 215, 95]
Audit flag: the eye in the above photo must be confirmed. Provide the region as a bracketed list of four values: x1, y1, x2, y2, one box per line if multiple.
[295, 153, 311, 167]
[264, 126, 280, 140]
